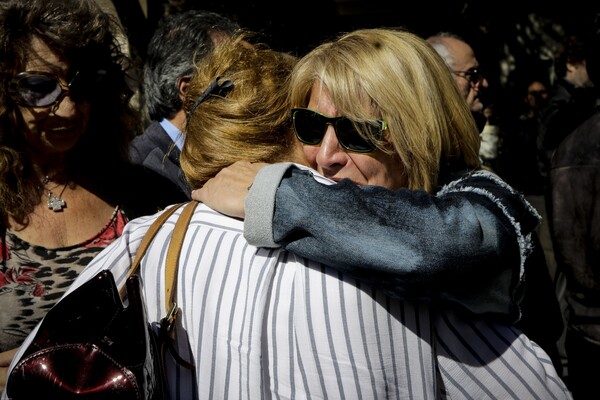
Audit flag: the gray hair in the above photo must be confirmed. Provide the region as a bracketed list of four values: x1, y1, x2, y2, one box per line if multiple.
[426, 31, 467, 70]
[143, 10, 240, 121]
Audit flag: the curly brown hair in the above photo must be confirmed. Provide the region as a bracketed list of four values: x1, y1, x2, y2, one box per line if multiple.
[0, 0, 139, 223]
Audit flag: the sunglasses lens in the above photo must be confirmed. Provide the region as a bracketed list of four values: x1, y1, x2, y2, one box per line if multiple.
[335, 118, 377, 152]
[17, 75, 62, 107]
[10, 69, 107, 107]
[293, 109, 326, 145]
[292, 108, 380, 152]
[469, 70, 483, 84]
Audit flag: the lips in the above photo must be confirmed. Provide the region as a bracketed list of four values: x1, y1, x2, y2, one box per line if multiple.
[45, 124, 81, 135]
[43, 128, 84, 143]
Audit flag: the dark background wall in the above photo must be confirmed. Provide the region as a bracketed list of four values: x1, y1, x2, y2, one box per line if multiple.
[115, 0, 600, 111]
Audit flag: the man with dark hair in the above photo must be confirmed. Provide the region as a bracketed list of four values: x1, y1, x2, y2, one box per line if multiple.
[129, 9, 241, 198]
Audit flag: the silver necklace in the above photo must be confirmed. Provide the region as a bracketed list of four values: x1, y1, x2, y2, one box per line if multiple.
[41, 175, 68, 212]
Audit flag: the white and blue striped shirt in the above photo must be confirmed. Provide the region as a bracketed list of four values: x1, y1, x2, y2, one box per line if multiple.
[5, 202, 571, 400]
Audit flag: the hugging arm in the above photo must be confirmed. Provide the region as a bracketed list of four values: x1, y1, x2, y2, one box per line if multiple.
[246, 164, 541, 320]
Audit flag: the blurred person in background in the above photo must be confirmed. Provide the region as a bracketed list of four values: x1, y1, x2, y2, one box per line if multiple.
[537, 34, 597, 183]
[548, 15, 600, 398]
[129, 9, 241, 198]
[426, 32, 506, 172]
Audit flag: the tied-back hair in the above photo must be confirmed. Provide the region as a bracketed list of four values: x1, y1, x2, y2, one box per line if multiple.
[288, 28, 481, 192]
[0, 0, 138, 222]
[181, 33, 298, 189]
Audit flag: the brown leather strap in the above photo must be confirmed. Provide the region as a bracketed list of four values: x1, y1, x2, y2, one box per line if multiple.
[165, 200, 198, 311]
[119, 202, 184, 299]
[119, 201, 199, 370]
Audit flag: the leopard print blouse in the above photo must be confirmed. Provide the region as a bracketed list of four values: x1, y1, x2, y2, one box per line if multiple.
[0, 206, 128, 351]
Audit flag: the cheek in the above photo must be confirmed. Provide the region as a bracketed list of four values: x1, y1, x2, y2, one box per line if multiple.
[361, 153, 404, 189]
[18, 108, 40, 136]
[459, 82, 471, 96]
[79, 104, 92, 125]
[18, 107, 34, 124]
[302, 145, 319, 169]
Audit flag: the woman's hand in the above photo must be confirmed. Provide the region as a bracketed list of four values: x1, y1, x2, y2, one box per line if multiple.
[192, 161, 266, 219]
[0, 347, 19, 391]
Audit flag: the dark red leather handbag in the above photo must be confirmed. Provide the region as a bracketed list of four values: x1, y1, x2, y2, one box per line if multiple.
[7, 202, 197, 400]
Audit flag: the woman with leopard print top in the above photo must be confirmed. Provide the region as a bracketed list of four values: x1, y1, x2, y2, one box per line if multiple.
[0, 0, 186, 374]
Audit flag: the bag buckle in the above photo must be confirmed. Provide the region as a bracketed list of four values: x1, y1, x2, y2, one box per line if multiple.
[164, 302, 178, 331]
[159, 302, 195, 370]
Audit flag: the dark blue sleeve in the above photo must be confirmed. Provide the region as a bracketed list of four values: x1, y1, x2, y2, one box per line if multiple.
[272, 168, 540, 321]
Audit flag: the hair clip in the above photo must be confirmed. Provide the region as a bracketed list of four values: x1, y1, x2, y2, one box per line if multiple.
[188, 76, 233, 118]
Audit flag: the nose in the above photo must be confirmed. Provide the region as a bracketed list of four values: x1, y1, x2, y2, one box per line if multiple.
[51, 91, 79, 117]
[475, 77, 489, 90]
[314, 124, 348, 173]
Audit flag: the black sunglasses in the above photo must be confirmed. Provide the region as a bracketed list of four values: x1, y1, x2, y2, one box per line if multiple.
[291, 108, 386, 153]
[8, 69, 106, 108]
[452, 68, 485, 85]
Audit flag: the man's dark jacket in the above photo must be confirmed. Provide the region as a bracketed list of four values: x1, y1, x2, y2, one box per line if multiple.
[129, 121, 191, 200]
[550, 110, 600, 345]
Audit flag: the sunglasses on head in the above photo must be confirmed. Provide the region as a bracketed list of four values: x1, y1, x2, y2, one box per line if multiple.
[8, 69, 106, 108]
[291, 108, 386, 153]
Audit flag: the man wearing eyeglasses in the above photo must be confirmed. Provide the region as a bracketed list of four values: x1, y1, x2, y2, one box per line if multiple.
[426, 32, 489, 116]
[427, 32, 501, 171]
[425, 31, 564, 369]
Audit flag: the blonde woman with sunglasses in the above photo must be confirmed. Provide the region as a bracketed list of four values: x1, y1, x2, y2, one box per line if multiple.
[193, 28, 570, 397]
[195, 28, 539, 320]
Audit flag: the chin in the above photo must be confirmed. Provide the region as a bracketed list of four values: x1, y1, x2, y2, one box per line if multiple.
[41, 133, 83, 153]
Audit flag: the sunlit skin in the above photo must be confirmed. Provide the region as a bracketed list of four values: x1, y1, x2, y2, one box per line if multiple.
[302, 83, 406, 190]
[19, 37, 91, 161]
[192, 85, 408, 215]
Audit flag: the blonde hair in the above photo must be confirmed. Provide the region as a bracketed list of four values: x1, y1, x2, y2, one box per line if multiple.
[181, 33, 298, 188]
[289, 28, 481, 192]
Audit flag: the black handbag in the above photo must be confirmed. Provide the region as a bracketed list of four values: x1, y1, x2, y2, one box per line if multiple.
[6, 201, 198, 400]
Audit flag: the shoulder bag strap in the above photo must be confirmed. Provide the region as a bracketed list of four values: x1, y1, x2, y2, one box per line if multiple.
[119, 200, 199, 369]
[164, 200, 198, 311]
[119, 202, 185, 299]
[161, 200, 199, 370]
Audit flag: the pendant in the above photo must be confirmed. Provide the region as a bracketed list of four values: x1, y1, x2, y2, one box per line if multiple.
[47, 194, 66, 211]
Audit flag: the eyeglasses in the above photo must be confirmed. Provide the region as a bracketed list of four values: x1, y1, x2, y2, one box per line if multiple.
[528, 89, 547, 96]
[8, 70, 105, 108]
[452, 68, 485, 85]
[291, 108, 386, 153]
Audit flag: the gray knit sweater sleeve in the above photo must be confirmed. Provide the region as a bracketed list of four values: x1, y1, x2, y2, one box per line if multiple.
[244, 162, 296, 247]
